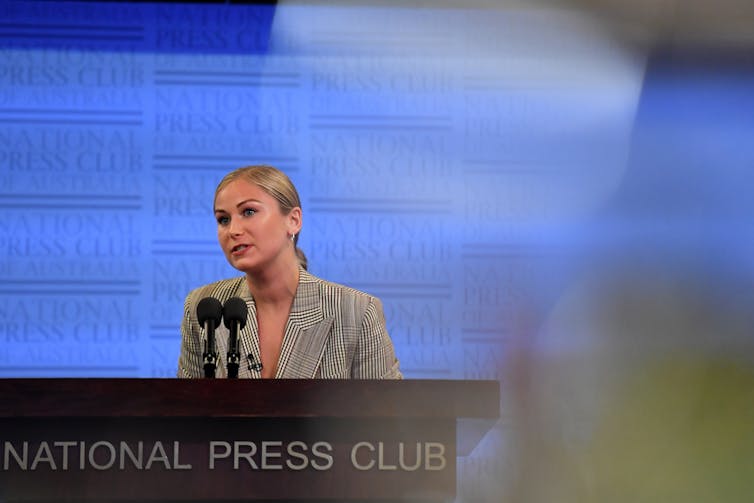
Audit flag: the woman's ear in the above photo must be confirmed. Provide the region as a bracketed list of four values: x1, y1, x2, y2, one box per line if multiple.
[287, 207, 302, 235]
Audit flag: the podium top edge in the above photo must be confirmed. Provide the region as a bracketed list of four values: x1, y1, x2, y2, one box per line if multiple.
[0, 378, 500, 419]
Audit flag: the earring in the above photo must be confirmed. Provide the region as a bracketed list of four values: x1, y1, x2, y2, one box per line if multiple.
[289, 233, 295, 241]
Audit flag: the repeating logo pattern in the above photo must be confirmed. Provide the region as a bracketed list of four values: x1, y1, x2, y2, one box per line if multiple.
[1, 3, 654, 499]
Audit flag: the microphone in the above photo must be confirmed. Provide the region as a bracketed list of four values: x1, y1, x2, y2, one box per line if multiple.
[247, 354, 263, 372]
[223, 297, 248, 379]
[197, 297, 223, 378]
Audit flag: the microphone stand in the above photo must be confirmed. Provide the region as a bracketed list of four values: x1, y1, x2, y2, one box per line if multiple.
[202, 317, 218, 378]
[198, 296, 222, 379]
[223, 297, 247, 379]
[227, 321, 240, 379]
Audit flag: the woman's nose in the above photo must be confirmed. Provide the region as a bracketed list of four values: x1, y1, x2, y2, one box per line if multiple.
[228, 218, 242, 236]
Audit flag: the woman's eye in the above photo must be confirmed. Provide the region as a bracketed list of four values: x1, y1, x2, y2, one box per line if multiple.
[217, 216, 229, 225]
[243, 208, 256, 217]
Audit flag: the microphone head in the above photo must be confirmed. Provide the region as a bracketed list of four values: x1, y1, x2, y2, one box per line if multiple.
[197, 297, 223, 326]
[223, 297, 248, 330]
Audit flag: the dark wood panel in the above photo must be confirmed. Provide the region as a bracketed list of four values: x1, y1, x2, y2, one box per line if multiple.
[0, 379, 499, 419]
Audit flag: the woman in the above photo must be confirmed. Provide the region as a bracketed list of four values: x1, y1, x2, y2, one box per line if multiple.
[177, 165, 402, 379]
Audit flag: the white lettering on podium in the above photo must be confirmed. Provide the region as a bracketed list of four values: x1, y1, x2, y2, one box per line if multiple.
[351, 441, 374, 470]
[311, 441, 333, 470]
[378, 442, 397, 470]
[31, 442, 56, 470]
[350, 442, 447, 471]
[286, 441, 308, 470]
[3, 441, 193, 471]
[211, 440, 333, 471]
[399, 442, 422, 471]
[56, 441, 77, 470]
[144, 442, 169, 470]
[209, 441, 231, 469]
[2, 440, 441, 472]
[234, 441, 257, 469]
[425, 442, 446, 471]
[261, 441, 283, 470]
[172, 441, 192, 470]
[89, 441, 117, 470]
[4, 442, 27, 470]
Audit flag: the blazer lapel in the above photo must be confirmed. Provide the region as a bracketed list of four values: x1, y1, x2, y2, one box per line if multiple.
[236, 278, 262, 379]
[277, 270, 332, 378]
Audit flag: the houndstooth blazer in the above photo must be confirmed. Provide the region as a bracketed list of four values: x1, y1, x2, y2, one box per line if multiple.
[177, 268, 402, 379]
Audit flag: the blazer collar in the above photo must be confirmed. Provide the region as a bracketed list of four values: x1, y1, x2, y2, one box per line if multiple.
[236, 268, 331, 378]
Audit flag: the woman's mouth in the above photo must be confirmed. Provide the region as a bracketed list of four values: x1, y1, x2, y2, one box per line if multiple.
[231, 244, 249, 255]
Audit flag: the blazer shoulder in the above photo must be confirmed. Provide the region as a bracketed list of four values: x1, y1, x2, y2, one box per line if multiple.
[301, 271, 380, 324]
[303, 270, 374, 301]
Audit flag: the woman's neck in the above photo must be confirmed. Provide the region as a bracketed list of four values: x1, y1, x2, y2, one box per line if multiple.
[246, 259, 299, 306]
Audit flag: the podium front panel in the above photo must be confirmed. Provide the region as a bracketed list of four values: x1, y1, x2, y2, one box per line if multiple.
[0, 379, 499, 502]
[1, 416, 455, 501]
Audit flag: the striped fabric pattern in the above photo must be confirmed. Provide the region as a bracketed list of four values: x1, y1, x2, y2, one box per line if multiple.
[177, 268, 402, 379]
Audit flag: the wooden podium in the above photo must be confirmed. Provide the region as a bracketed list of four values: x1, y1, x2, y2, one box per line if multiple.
[0, 379, 499, 502]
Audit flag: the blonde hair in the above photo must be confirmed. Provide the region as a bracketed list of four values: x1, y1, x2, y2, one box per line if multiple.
[215, 165, 307, 270]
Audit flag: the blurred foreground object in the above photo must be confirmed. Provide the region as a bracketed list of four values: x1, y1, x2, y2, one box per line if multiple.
[588, 356, 754, 501]
[504, 269, 754, 502]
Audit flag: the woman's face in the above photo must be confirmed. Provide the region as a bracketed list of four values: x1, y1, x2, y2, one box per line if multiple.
[214, 178, 301, 274]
